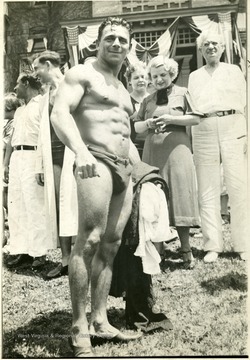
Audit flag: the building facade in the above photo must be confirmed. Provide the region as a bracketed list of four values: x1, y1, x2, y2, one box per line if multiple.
[4, 0, 246, 92]
[4, 1, 92, 91]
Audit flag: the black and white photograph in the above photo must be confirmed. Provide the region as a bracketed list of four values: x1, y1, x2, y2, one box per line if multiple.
[2, 0, 248, 358]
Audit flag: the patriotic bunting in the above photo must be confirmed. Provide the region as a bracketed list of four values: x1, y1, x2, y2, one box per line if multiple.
[127, 18, 180, 64]
[63, 12, 245, 75]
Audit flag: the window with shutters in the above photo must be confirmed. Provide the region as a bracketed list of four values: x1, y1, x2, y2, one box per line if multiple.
[177, 27, 196, 47]
[133, 30, 165, 48]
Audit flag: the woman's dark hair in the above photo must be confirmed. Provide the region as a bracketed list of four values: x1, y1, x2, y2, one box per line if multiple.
[18, 72, 42, 90]
[97, 17, 133, 42]
[4, 92, 22, 111]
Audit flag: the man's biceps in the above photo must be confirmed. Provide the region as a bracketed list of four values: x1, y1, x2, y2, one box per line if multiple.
[58, 84, 84, 109]
[65, 74, 85, 95]
[69, 84, 85, 107]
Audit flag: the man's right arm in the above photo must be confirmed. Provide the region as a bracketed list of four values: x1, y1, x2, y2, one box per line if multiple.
[51, 65, 99, 178]
[3, 134, 13, 183]
[35, 125, 44, 186]
[51, 66, 85, 152]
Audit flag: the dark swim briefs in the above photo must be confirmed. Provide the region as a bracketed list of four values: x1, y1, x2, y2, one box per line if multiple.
[75, 145, 132, 194]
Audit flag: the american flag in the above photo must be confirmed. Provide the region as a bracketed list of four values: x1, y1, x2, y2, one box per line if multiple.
[218, 12, 232, 32]
[66, 26, 79, 46]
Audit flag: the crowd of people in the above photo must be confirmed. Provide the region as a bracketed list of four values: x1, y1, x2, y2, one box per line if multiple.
[3, 16, 247, 357]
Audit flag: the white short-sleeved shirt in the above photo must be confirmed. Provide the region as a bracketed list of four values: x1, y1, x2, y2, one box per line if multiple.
[11, 95, 42, 147]
[188, 62, 246, 114]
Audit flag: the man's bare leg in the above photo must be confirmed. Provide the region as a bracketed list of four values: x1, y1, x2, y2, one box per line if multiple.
[89, 179, 133, 338]
[54, 164, 72, 264]
[177, 226, 194, 269]
[60, 236, 72, 266]
[69, 162, 113, 350]
[47, 164, 72, 279]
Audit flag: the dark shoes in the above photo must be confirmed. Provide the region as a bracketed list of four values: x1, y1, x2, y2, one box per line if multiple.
[7, 254, 33, 267]
[221, 214, 230, 224]
[32, 255, 46, 268]
[134, 314, 173, 333]
[182, 250, 195, 270]
[46, 263, 68, 279]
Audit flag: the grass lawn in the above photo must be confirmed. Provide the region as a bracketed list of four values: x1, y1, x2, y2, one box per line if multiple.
[2, 225, 248, 358]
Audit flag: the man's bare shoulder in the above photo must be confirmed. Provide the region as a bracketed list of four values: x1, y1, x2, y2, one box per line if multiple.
[64, 63, 95, 86]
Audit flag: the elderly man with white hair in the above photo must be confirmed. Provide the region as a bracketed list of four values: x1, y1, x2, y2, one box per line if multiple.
[188, 30, 247, 263]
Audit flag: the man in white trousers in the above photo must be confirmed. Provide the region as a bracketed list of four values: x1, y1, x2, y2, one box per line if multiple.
[188, 30, 247, 263]
[4, 72, 55, 267]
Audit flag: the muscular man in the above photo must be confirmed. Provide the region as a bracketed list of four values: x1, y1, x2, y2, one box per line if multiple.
[33, 51, 76, 279]
[188, 31, 247, 263]
[51, 17, 141, 356]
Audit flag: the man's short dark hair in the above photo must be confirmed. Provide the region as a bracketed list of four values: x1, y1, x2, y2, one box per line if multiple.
[19, 72, 42, 91]
[35, 50, 61, 67]
[97, 17, 133, 42]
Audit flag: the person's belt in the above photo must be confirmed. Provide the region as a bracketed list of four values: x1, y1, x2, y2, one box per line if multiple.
[152, 125, 186, 134]
[204, 110, 240, 118]
[13, 145, 37, 151]
[164, 125, 186, 132]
